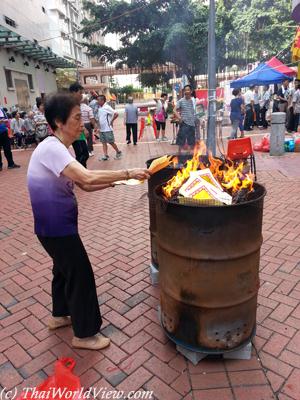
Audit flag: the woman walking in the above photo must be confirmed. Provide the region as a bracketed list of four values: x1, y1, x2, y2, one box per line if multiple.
[27, 93, 150, 350]
[230, 89, 245, 139]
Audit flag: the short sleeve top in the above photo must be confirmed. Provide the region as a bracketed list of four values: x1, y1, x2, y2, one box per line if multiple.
[27, 136, 78, 237]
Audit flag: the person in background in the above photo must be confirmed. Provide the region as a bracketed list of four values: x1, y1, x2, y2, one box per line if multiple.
[259, 85, 271, 129]
[229, 89, 245, 139]
[89, 94, 99, 120]
[97, 95, 121, 161]
[69, 82, 89, 168]
[32, 97, 41, 113]
[292, 83, 300, 134]
[10, 111, 25, 148]
[287, 79, 300, 133]
[191, 90, 201, 141]
[253, 86, 261, 127]
[243, 85, 255, 131]
[24, 111, 36, 146]
[81, 95, 96, 157]
[34, 99, 49, 144]
[0, 107, 20, 171]
[154, 93, 168, 141]
[278, 79, 290, 113]
[124, 97, 138, 145]
[174, 84, 196, 152]
[27, 92, 150, 350]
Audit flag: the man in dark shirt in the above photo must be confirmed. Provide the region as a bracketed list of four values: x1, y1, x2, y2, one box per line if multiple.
[0, 107, 20, 171]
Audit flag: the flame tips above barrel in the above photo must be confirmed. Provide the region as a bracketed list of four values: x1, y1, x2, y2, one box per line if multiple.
[162, 140, 254, 203]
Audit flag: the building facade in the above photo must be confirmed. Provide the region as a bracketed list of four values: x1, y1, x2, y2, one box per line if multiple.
[0, 0, 103, 110]
[46, 0, 104, 68]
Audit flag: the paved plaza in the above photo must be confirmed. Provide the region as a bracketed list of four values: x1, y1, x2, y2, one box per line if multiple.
[0, 122, 300, 400]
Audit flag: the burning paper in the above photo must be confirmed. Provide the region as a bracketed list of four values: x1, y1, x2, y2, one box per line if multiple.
[179, 174, 232, 205]
[114, 155, 173, 186]
[190, 169, 223, 191]
[162, 141, 254, 205]
[148, 155, 173, 174]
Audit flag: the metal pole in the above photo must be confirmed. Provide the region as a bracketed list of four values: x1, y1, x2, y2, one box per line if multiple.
[207, 0, 216, 155]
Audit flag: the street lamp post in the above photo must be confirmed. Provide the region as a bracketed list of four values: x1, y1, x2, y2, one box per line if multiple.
[207, 0, 216, 155]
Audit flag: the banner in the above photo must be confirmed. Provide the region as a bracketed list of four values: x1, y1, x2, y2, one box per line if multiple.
[195, 88, 224, 109]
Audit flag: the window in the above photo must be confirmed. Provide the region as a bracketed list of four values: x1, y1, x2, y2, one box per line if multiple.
[4, 16, 17, 28]
[28, 74, 34, 90]
[42, 6, 46, 13]
[5, 69, 13, 88]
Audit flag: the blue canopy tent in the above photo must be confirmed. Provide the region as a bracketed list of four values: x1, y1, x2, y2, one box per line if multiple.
[230, 63, 292, 88]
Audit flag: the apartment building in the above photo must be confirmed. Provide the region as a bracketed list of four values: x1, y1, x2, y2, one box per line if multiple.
[0, 0, 103, 110]
[46, 0, 104, 68]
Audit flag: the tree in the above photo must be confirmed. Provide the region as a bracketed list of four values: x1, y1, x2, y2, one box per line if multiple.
[218, 0, 294, 67]
[81, 0, 209, 85]
[81, 0, 296, 86]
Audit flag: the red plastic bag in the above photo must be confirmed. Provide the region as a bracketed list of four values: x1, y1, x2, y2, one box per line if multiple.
[253, 135, 270, 152]
[17, 358, 81, 400]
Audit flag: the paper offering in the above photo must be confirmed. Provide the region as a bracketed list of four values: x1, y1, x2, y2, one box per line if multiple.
[179, 174, 232, 205]
[148, 155, 173, 174]
[114, 155, 172, 186]
[190, 169, 224, 191]
[114, 179, 143, 186]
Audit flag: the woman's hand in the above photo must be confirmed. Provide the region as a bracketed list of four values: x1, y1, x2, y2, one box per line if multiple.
[128, 169, 151, 181]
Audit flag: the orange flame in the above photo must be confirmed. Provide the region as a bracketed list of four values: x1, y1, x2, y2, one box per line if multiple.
[162, 141, 254, 199]
[162, 141, 207, 198]
[221, 161, 254, 193]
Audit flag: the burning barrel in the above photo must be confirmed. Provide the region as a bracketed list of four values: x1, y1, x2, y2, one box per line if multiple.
[155, 182, 266, 352]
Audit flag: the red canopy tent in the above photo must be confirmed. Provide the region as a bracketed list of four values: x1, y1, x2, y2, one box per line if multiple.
[266, 56, 296, 77]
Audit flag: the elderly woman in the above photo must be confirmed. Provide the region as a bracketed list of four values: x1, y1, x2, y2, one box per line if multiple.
[27, 93, 150, 350]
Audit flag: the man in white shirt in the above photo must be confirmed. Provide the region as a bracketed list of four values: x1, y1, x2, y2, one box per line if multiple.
[97, 95, 121, 161]
[244, 85, 255, 131]
[259, 85, 270, 129]
[292, 85, 300, 133]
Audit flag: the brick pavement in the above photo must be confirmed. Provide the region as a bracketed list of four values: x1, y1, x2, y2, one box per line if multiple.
[0, 121, 300, 400]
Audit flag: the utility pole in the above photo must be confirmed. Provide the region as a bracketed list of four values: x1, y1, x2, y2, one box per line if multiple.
[207, 0, 216, 155]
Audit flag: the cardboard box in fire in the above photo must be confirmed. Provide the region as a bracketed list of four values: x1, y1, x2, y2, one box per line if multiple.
[179, 169, 232, 205]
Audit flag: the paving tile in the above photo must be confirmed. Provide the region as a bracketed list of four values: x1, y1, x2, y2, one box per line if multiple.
[282, 369, 300, 400]
[116, 366, 152, 392]
[233, 385, 276, 400]
[4, 344, 32, 368]
[0, 361, 24, 389]
[193, 388, 234, 400]
[144, 355, 179, 384]
[228, 370, 267, 386]
[190, 371, 229, 390]
[144, 376, 182, 400]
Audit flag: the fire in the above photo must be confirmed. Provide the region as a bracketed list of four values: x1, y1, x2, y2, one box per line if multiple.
[162, 141, 206, 198]
[162, 141, 254, 202]
[221, 161, 254, 193]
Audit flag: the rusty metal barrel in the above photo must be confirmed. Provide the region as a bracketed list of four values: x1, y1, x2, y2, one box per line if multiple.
[155, 183, 266, 352]
[146, 155, 190, 270]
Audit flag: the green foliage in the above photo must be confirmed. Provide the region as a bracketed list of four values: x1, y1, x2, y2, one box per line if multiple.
[138, 72, 173, 88]
[81, 0, 296, 85]
[218, 0, 295, 66]
[81, 0, 209, 83]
